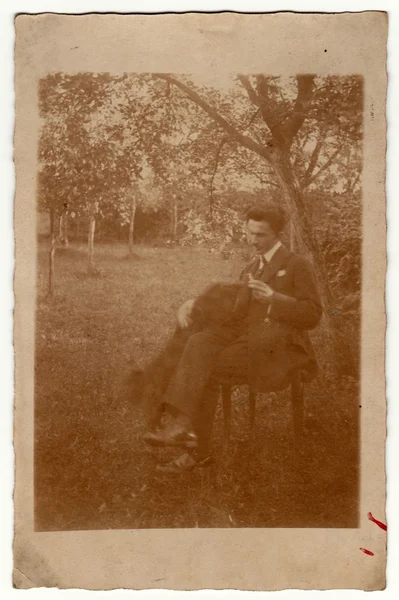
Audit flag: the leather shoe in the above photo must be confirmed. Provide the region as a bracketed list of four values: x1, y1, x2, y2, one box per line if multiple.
[143, 422, 198, 448]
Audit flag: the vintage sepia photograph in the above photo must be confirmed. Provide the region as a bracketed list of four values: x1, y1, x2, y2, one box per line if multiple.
[13, 11, 389, 590]
[34, 72, 362, 532]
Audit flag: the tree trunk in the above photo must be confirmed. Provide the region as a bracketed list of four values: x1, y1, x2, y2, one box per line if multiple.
[271, 150, 335, 304]
[48, 207, 57, 297]
[88, 214, 96, 273]
[128, 195, 137, 254]
[59, 212, 69, 248]
[171, 197, 178, 240]
[269, 150, 338, 369]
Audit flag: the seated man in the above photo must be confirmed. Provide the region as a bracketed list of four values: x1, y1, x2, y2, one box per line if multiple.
[143, 203, 322, 473]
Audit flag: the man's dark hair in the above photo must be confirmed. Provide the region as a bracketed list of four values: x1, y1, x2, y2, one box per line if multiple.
[246, 203, 286, 235]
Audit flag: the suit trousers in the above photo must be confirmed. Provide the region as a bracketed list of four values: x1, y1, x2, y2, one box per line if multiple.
[163, 320, 249, 458]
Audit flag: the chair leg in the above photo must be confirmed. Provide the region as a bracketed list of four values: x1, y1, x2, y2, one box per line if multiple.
[221, 385, 232, 451]
[291, 372, 304, 459]
[248, 389, 256, 431]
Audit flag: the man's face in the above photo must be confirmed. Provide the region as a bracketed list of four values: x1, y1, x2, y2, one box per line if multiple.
[246, 219, 277, 254]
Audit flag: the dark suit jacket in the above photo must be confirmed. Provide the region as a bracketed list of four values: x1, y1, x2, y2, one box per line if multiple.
[239, 245, 322, 392]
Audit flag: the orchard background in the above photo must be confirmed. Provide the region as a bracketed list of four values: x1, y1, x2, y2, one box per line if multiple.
[35, 74, 361, 530]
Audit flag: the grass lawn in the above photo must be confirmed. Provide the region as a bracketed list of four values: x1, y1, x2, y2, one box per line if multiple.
[34, 241, 359, 531]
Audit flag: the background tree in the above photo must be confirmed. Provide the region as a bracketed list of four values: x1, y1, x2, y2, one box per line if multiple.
[37, 72, 362, 375]
[38, 73, 148, 274]
[154, 74, 362, 295]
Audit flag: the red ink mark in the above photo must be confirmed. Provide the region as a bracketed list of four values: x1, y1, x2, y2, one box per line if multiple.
[360, 548, 375, 556]
[367, 512, 387, 531]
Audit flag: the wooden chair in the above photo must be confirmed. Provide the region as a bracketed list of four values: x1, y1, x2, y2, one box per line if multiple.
[220, 369, 306, 453]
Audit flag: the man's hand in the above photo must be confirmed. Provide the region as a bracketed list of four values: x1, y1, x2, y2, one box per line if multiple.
[177, 299, 195, 329]
[247, 275, 274, 303]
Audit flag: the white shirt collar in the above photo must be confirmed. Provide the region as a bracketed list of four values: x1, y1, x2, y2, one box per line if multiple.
[263, 240, 282, 263]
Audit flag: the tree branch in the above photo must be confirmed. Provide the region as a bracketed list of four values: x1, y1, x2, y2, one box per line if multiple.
[255, 75, 283, 134]
[346, 170, 361, 194]
[255, 178, 279, 188]
[242, 108, 261, 132]
[305, 146, 342, 187]
[237, 75, 261, 107]
[301, 128, 327, 188]
[238, 75, 286, 146]
[283, 75, 316, 146]
[239, 74, 314, 149]
[153, 74, 272, 162]
[209, 136, 229, 223]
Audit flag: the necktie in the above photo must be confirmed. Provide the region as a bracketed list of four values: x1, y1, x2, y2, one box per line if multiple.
[254, 255, 266, 278]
